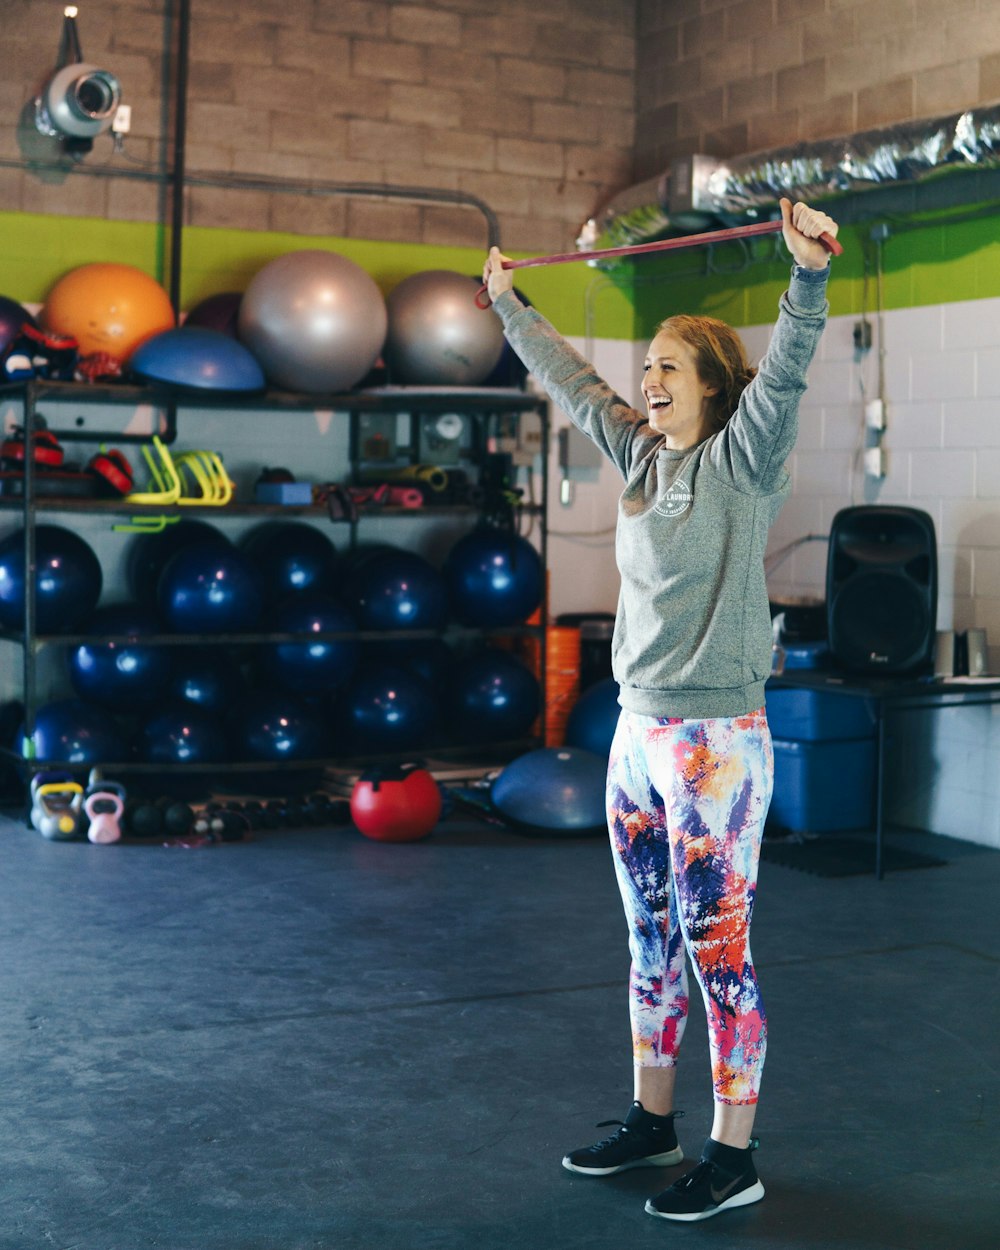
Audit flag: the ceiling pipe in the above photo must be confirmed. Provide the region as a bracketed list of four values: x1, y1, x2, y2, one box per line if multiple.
[578, 102, 1000, 254]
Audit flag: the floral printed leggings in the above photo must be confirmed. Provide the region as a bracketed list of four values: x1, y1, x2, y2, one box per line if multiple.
[606, 707, 772, 1105]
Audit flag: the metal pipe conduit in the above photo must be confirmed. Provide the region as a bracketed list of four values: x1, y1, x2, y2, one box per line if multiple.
[0, 157, 503, 252]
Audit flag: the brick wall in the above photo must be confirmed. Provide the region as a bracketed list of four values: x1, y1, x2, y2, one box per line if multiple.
[2, 0, 636, 253]
[635, 0, 1000, 181]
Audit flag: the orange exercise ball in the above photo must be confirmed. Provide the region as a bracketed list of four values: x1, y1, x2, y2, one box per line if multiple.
[42, 263, 175, 359]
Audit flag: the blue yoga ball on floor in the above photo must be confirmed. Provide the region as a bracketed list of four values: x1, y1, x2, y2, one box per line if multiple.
[68, 605, 173, 712]
[443, 529, 543, 627]
[0, 525, 103, 634]
[158, 542, 263, 633]
[565, 677, 621, 760]
[491, 746, 608, 835]
[22, 699, 128, 765]
[447, 648, 541, 744]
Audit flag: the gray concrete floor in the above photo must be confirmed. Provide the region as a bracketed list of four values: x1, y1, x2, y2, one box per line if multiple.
[0, 813, 996, 1250]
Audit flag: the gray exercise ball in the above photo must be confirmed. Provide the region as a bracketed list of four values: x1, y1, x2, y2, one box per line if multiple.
[237, 249, 387, 393]
[384, 270, 504, 385]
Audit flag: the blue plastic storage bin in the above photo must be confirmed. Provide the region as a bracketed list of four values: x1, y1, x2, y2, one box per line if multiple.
[765, 684, 875, 742]
[769, 738, 876, 833]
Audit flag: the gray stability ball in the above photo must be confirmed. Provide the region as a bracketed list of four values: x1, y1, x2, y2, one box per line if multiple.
[384, 270, 505, 386]
[237, 249, 387, 394]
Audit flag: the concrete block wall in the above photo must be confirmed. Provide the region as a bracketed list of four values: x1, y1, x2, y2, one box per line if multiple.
[2, 0, 636, 254]
[635, 0, 1000, 179]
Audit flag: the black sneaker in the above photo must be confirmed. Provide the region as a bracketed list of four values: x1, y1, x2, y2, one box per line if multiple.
[562, 1101, 684, 1176]
[645, 1136, 765, 1221]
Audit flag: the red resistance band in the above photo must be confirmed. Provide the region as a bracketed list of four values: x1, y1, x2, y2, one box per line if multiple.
[475, 218, 842, 308]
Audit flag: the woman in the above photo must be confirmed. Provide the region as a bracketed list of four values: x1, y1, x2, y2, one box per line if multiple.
[481, 198, 838, 1223]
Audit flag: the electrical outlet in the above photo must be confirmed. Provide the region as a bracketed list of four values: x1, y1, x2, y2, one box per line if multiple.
[864, 447, 886, 478]
[111, 104, 131, 134]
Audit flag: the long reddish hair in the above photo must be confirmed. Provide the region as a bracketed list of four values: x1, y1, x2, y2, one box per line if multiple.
[656, 314, 756, 431]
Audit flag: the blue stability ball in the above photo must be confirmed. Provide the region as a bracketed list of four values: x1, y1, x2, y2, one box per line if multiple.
[68, 605, 173, 712]
[233, 693, 331, 762]
[363, 636, 454, 687]
[260, 594, 359, 695]
[168, 646, 246, 714]
[23, 699, 128, 765]
[129, 326, 265, 393]
[0, 524, 103, 633]
[443, 529, 543, 627]
[139, 707, 230, 764]
[344, 548, 448, 632]
[128, 519, 231, 608]
[338, 663, 439, 754]
[448, 648, 541, 744]
[492, 746, 608, 834]
[565, 677, 621, 760]
[239, 521, 339, 600]
[158, 542, 263, 634]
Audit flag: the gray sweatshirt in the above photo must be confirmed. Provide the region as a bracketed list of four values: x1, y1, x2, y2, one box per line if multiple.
[493, 265, 830, 719]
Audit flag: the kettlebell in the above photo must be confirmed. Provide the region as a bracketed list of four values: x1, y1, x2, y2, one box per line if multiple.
[30, 772, 85, 841]
[84, 780, 126, 845]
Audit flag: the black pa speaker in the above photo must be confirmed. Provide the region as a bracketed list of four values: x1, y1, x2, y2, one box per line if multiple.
[826, 506, 937, 674]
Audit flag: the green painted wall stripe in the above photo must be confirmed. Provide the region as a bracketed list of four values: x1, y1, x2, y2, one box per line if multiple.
[0, 210, 632, 340]
[1, 205, 997, 343]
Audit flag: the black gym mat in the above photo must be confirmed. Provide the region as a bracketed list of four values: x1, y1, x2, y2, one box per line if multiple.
[761, 834, 947, 877]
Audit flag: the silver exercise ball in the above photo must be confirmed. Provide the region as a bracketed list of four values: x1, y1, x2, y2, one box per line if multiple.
[384, 270, 504, 386]
[237, 250, 387, 393]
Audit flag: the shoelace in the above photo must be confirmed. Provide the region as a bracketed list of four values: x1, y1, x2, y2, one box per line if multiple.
[589, 1112, 681, 1151]
[590, 1119, 632, 1149]
[675, 1159, 715, 1191]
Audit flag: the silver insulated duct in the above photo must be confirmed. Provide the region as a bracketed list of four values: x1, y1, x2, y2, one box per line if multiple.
[578, 102, 1000, 252]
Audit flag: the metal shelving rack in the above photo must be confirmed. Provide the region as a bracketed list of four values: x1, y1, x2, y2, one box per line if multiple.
[0, 377, 550, 797]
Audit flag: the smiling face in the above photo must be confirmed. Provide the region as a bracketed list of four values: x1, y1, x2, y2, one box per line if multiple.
[641, 328, 719, 449]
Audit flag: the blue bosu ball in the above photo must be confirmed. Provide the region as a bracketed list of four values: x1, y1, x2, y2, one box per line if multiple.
[443, 529, 543, 627]
[565, 677, 621, 760]
[68, 604, 173, 711]
[491, 746, 608, 835]
[0, 524, 103, 634]
[130, 326, 265, 393]
[158, 542, 263, 634]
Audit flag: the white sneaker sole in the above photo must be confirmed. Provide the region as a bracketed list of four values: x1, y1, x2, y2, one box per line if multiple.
[645, 1179, 765, 1220]
[562, 1146, 684, 1176]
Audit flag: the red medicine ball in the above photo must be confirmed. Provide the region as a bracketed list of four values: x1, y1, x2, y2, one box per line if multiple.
[350, 763, 442, 842]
